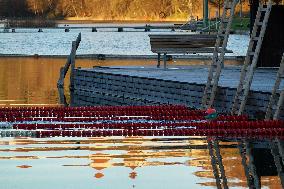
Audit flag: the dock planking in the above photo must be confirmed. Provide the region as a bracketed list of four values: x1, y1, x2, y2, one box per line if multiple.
[71, 66, 284, 119]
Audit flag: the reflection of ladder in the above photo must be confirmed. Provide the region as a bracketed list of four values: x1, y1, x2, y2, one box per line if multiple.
[231, 1, 272, 115]
[207, 138, 228, 189]
[265, 53, 284, 120]
[265, 52, 284, 187]
[238, 141, 261, 189]
[269, 139, 284, 188]
[201, 0, 239, 109]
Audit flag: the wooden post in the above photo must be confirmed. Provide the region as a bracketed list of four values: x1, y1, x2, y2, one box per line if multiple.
[163, 53, 167, 69]
[157, 53, 161, 68]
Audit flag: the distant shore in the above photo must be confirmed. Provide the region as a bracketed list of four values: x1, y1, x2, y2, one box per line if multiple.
[0, 54, 245, 61]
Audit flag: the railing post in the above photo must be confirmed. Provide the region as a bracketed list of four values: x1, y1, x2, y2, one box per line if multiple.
[57, 67, 65, 87]
[57, 33, 81, 106]
[69, 41, 77, 91]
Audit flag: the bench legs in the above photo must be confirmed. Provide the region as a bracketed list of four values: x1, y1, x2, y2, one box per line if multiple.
[157, 53, 161, 68]
[157, 53, 167, 69]
[163, 53, 167, 69]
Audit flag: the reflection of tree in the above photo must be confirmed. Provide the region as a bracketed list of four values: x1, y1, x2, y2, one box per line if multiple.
[129, 171, 137, 179]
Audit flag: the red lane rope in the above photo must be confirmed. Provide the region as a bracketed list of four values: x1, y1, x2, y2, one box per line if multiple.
[35, 128, 284, 139]
[1, 105, 283, 138]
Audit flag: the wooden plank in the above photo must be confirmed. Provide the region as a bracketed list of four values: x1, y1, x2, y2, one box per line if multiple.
[148, 34, 218, 39]
[151, 48, 232, 54]
[150, 38, 218, 42]
[151, 44, 217, 48]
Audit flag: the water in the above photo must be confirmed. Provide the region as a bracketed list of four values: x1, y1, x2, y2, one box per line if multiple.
[0, 57, 282, 188]
[0, 25, 281, 188]
[0, 137, 282, 189]
[0, 57, 241, 106]
[0, 27, 249, 56]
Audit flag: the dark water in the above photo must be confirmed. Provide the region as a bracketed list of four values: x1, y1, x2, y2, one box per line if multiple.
[0, 57, 282, 189]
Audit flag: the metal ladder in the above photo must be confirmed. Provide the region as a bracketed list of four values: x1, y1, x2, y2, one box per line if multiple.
[207, 138, 228, 189]
[265, 53, 284, 120]
[231, 1, 272, 115]
[238, 140, 261, 189]
[201, 0, 239, 109]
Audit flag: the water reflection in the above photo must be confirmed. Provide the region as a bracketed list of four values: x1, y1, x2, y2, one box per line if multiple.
[16, 165, 32, 169]
[0, 57, 242, 106]
[0, 57, 281, 188]
[0, 136, 282, 188]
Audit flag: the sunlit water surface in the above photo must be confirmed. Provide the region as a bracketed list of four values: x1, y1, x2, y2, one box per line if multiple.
[0, 58, 281, 188]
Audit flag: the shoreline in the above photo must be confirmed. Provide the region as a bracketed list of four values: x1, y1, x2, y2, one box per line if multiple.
[0, 54, 245, 61]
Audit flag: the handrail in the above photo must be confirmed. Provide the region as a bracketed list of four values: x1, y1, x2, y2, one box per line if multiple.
[57, 33, 81, 88]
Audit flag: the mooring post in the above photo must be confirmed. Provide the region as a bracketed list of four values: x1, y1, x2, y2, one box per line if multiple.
[157, 53, 161, 68]
[163, 53, 167, 70]
[145, 24, 150, 32]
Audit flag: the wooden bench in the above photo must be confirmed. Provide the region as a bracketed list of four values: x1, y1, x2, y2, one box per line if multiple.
[149, 34, 231, 69]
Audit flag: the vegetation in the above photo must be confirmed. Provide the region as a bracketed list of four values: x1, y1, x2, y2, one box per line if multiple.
[0, 0, 252, 21]
[231, 17, 250, 31]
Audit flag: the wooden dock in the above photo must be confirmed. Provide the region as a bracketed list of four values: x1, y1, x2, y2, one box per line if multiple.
[70, 65, 284, 119]
[1, 23, 192, 32]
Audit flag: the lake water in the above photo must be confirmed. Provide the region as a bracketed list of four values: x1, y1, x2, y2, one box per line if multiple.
[0, 25, 281, 189]
[0, 27, 249, 56]
[0, 137, 282, 189]
[0, 57, 282, 188]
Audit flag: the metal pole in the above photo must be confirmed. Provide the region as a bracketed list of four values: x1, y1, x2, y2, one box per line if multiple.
[204, 0, 209, 27]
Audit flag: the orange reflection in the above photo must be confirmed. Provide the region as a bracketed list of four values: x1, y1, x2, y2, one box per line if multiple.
[0, 57, 241, 105]
[129, 171, 137, 180]
[94, 172, 104, 179]
[90, 153, 111, 171]
[0, 137, 282, 188]
[16, 165, 32, 169]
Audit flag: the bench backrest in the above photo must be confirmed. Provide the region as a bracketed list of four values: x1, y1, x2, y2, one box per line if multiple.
[149, 34, 221, 53]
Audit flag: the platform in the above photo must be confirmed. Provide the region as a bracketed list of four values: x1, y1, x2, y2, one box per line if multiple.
[71, 65, 284, 119]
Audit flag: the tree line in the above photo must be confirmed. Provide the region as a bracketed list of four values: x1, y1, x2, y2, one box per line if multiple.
[0, 0, 252, 20]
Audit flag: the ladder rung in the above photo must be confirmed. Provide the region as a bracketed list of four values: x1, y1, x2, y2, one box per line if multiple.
[224, 2, 232, 9]
[276, 89, 282, 94]
[248, 52, 255, 56]
[217, 48, 225, 53]
[252, 37, 259, 41]
[260, 7, 268, 12]
[256, 21, 263, 26]
[222, 19, 229, 23]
